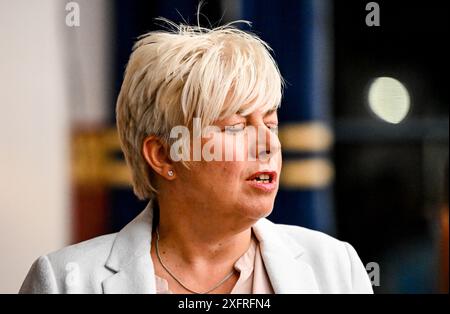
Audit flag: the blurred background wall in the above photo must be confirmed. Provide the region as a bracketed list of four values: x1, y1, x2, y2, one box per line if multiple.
[0, 0, 71, 294]
[0, 0, 448, 293]
[0, 0, 113, 293]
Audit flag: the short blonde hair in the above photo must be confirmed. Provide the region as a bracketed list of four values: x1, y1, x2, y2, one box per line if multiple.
[116, 19, 284, 200]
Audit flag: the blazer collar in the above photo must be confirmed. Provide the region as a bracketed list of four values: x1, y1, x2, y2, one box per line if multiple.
[102, 200, 157, 293]
[253, 219, 319, 293]
[102, 201, 319, 294]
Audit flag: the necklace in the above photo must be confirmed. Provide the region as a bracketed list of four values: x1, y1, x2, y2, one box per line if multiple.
[155, 226, 236, 294]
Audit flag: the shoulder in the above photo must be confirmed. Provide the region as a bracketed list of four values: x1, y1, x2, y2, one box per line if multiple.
[20, 204, 154, 294]
[272, 223, 355, 269]
[20, 233, 118, 294]
[267, 222, 373, 293]
[46, 232, 117, 269]
[274, 223, 348, 254]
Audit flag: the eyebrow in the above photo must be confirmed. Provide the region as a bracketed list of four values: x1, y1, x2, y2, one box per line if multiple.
[236, 108, 278, 117]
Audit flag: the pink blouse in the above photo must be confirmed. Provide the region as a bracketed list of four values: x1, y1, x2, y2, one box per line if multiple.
[155, 229, 274, 294]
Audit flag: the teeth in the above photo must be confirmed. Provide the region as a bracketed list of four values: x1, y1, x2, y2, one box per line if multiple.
[252, 174, 271, 183]
[253, 179, 270, 183]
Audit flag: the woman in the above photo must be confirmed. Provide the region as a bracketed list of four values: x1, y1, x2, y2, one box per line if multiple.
[19, 20, 373, 294]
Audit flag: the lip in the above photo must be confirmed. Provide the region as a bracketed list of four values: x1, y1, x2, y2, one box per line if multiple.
[246, 171, 278, 192]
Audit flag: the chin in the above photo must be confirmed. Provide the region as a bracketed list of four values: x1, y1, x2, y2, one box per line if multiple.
[242, 201, 275, 220]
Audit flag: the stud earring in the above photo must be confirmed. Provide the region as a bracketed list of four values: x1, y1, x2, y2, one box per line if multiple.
[167, 170, 174, 177]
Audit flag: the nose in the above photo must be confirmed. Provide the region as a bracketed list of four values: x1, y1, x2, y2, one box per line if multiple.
[255, 126, 281, 162]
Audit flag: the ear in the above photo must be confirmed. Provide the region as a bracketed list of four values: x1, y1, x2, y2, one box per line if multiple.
[142, 135, 175, 180]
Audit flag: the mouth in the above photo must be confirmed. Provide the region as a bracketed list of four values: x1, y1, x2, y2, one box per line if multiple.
[246, 171, 278, 192]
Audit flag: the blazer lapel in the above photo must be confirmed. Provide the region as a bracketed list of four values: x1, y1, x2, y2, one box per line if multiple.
[102, 253, 156, 294]
[253, 219, 320, 294]
[102, 201, 157, 294]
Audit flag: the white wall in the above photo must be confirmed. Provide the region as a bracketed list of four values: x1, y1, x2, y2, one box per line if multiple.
[0, 0, 112, 293]
[0, 0, 71, 293]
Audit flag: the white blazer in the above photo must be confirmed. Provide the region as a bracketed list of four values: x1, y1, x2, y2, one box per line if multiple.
[19, 201, 373, 294]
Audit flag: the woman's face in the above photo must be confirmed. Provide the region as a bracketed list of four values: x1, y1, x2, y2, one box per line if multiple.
[172, 109, 282, 224]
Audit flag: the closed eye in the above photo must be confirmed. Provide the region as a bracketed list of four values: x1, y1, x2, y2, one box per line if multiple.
[224, 123, 246, 134]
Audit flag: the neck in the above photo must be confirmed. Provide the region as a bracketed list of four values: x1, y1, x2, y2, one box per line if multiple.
[154, 195, 255, 267]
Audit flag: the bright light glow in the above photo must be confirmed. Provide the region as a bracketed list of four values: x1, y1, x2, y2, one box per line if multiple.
[368, 77, 410, 124]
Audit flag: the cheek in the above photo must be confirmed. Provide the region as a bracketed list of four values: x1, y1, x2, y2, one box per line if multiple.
[199, 132, 246, 162]
[204, 161, 244, 181]
[199, 162, 246, 196]
[221, 134, 247, 161]
[277, 151, 282, 168]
